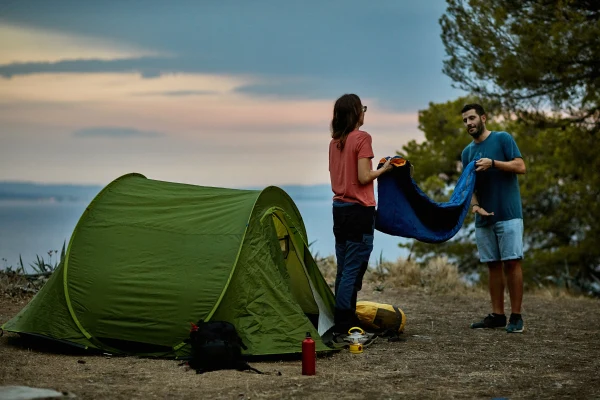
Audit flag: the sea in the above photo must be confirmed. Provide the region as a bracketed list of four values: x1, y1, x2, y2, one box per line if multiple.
[0, 188, 409, 272]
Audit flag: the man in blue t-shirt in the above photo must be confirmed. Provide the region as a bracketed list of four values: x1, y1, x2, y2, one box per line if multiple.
[461, 103, 526, 333]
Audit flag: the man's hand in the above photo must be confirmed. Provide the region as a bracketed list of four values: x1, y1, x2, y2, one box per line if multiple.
[472, 205, 494, 216]
[475, 158, 493, 171]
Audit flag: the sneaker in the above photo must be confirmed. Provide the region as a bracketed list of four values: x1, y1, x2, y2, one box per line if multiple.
[326, 331, 376, 349]
[506, 317, 524, 333]
[326, 332, 350, 349]
[470, 313, 507, 329]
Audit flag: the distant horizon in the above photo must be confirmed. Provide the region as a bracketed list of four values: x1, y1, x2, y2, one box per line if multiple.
[0, 178, 333, 189]
[0, 180, 408, 268]
[0, 179, 338, 206]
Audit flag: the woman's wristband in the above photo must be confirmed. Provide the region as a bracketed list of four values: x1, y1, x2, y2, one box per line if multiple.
[472, 203, 480, 209]
[492, 159, 495, 168]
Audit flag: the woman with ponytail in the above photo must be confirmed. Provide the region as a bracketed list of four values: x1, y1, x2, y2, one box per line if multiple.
[328, 93, 392, 344]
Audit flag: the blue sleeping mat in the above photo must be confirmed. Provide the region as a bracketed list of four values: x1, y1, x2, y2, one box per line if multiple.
[375, 156, 477, 243]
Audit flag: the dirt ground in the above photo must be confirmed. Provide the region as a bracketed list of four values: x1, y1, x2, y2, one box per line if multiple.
[1, 285, 599, 400]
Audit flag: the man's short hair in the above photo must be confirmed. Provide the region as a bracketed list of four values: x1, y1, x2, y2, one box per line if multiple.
[461, 103, 486, 116]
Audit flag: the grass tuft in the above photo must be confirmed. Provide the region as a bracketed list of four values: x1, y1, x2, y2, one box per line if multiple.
[316, 253, 476, 294]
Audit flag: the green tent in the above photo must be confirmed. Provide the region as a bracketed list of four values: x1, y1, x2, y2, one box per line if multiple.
[2, 173, 335, 358]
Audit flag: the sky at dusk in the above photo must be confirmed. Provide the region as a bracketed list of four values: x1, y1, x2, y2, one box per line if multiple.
[0, 0, 463, 188]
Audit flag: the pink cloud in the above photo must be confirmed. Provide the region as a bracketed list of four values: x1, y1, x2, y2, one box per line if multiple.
[0, 73, 424, 186]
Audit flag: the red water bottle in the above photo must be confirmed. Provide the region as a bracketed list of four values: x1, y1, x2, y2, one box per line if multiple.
[302, 332, 316, 375]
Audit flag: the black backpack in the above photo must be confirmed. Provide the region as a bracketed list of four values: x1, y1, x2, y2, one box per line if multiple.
[184, 320, 262, 374]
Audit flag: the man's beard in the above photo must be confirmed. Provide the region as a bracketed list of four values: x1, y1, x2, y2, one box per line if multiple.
[468, 123, 484, 139]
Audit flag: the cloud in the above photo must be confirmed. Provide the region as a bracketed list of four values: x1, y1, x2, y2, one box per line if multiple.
[133, 89, 218, 97]
[234, 80, 336, 100]
[0, 22, 160, 65]
[72, 127, 164, 138]
[0, 0, 464, 109]
[0, 55, 461, 111]
[0, 57, 166, 79]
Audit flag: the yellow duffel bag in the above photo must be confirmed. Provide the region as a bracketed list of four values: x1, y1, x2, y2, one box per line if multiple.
[356, 301, 406, 334]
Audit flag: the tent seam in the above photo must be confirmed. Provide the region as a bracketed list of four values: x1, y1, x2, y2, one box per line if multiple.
[170, 189, 263, 352]
[169, 188, 268, 352]
[203, 208, 258, 321]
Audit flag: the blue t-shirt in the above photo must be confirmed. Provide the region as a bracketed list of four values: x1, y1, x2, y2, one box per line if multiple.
[461, 131, 523, 227]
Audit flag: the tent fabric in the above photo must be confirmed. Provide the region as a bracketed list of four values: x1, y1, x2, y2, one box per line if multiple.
[2, 173, 335, 358]
[375, 156, 477, 243]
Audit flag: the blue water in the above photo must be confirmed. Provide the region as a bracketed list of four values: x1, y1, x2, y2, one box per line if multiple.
[0, 199, 408, 271]
[0, 201, 88, 270]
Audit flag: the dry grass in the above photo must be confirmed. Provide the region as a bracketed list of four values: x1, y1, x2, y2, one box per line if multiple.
[315, 255, 477, 294]
[1, 256, 599, 399]
[528, 285, 593, 299]
[316, 255, 589, 299]
[314, 255, 337, 285]
[0, 271, 39, 300]
[2, 286, 599, 399]
[367, 256, 478, 295]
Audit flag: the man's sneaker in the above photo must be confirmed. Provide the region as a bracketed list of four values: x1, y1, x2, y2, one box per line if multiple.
[470, 313, 507, 329]
[506, 317, 524, 333]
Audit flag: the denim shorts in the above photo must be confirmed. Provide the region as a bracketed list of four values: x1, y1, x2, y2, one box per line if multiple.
[475, 218, 524, 262]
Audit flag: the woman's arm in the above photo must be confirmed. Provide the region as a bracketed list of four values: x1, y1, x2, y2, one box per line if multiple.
[358, 158, 392, 185]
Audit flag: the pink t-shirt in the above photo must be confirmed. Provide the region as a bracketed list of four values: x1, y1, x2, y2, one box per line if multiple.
[329, 130, 376, 207]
